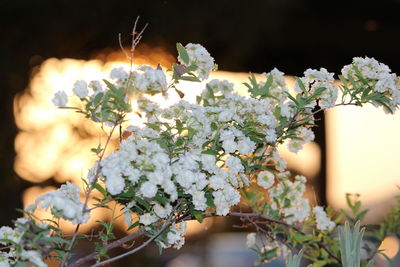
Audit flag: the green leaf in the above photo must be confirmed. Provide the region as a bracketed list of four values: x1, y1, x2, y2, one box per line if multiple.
[176, 43, 190, 65]
[92, 182, 107, 197]
[185, 64, 198, 73]
[135, 197, 151, 211]
[190, 207, 204, 223]
[155, 191, 168, 206]
[296, 77, 308, 94]
[103, 79, 119, 93]
[205, 190, 216, 209]
[179, 75, 201, 82]
[312, 86, 326, 98]
[201, 150, 219, 156]
[127, 221, 140, 231]
[92, 92, 104, 106]
[285, 91, 300, 107]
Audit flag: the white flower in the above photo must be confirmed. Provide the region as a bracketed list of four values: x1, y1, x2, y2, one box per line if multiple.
[284, 198, 310, 224]
[192, 191, 208, 211]
[0, 252, 10, 267]
[257, 114, 277, 127]
[52, 91, 68, 107]
[299, 127, 315, 143]
[237, 137, 256, 154]
[246, 233, 256, 248]
[20, 250, 46, 267]
[222, 139, 237, 154]
[209, 174, 226, 190]
[139, 213, 158, 225]
[201, 154, 217, 173]
[202, 79, 234, 102]
[105, 174, 125, 195]
[265, 129, 277, 143]
[180, 43, 215, 80]
[153, 203, 172, 219]
[140, 181, 158, 198]
[218, 109, 234, 122]
[225, 156, 243, 175]
[72, 80, 89, 98]
[257, 170, 275, 189]
[0, 227, 21, 245]
[288, 140, 302, 153]
[32, 182, 90, 225]
[110, 67, 128, 81]
[213, 185, 241, 216]
[164, 222, 187, 249]
[313, 206, 335, 231]
[280, 102, 294, 118]
[87, 161, 100, 183]
[88, 80, 103, 92]
[175, 169, 196, 189]
[134, 66, 167, 94]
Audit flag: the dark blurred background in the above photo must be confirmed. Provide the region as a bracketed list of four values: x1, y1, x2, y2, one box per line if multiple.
[1, 0, 400, 265]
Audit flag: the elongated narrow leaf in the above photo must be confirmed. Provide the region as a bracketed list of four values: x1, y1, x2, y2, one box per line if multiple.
[176, 43, 190, 65]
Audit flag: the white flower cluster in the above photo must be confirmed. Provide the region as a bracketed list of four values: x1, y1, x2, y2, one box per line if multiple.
[28, 182, 90, 225]
[20, 251, 47, 267]
[0, 218, 49, 267]
[200, 79, 234, 104]
[72, 80, 89, 98]
[0, 225, 23, 246]
[262, 68, 289, 103]
[295, 68, 338, 109]
[342, 57, 400, 110]
[160, 222, 187, 249]
[313, 206, 335, 231]
[179, 43, 216, 80]
[270, 174, 310, 224]
[101, 130, 242, 220]
[257, 170, 275, 189]
[132, 66, 167, 95]
[110, 66, 129, 82]
[288, 127, 315, 153]
[52, 91, 68, 107]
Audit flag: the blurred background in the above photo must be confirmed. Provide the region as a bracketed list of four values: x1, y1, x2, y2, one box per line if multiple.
[1, 0, 400, 266]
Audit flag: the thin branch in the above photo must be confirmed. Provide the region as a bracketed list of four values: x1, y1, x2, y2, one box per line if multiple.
[67, 228, 146, 267]
[68, 211, 340, 267]
[90, 221, 172, 267]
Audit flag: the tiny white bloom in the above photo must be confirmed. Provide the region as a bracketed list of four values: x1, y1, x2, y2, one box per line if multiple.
[246, 233, 256, 248]
[52, 91, 68, 107]
[72, 80, 89, 98]
[257, 170, 275, 189]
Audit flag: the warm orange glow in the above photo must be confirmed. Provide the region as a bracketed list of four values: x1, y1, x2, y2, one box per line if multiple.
[186, 218, 214, 236]
[326, 105, 400, 222]
[379, 236, 399, 259]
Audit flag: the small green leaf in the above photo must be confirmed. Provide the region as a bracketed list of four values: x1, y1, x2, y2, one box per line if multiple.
[190, 207, 204, 223]
[296, 77, 308, 94]
[179, 75, 201, 82]
[205, 190, 216, 209]
[201, 150, 219, 156]
[93, 182, 107, 197]
[176, 43, 190, 65]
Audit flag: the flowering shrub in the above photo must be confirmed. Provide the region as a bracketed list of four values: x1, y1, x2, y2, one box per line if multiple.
[2, 32, 400, 267]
